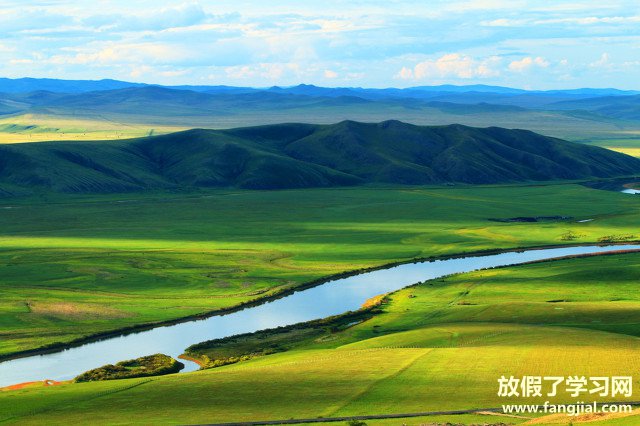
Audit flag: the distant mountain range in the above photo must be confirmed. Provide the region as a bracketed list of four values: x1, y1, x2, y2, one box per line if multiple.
[1, 78, 639, 126]
[0, 121, 638, 194]
[1, 77, 637, 96]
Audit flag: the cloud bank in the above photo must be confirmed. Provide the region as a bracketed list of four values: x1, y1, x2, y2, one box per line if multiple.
[1, 0, 639, 89]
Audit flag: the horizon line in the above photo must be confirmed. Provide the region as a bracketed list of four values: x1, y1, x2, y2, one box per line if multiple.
[1, 76, 638, 93]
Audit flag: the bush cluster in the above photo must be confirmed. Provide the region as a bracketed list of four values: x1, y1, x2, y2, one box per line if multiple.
[75, 354, 184, 382]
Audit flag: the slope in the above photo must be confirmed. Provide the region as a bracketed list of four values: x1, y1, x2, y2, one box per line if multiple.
[0, 121, 639, 194]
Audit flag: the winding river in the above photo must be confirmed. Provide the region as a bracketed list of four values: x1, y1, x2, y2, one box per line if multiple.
[1, 244, 640, 387]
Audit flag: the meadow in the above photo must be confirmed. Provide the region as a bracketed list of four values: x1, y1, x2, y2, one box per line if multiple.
[583, 138, 640, 157]
[0, 175, 639, 426]
[0, 113, 186, 143]
[2, 252, 640, 424]
[1, 183, 639, 358]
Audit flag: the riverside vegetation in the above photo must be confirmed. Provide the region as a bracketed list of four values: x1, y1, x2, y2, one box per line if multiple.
[74, 354, 184, 382]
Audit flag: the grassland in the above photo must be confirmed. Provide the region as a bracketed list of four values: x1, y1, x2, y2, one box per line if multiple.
[3, 99, 640, 145]
[2, 252, 640, 424]
[0, 183, 639, 358]
[583, 138, 640, 157]
[0, 113, 185, 143]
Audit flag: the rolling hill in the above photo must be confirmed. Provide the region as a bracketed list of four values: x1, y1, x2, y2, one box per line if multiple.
[0, 121, 639, 194]
[0, 78, 144, 94]
[550, 94, 640, 120]
[2, 81, 640, 144]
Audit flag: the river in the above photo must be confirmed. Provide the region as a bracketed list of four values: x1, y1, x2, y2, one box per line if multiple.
[1, 244, 639, 387]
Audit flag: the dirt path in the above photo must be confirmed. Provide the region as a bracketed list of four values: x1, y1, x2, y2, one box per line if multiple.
[1, 379, 64, 391]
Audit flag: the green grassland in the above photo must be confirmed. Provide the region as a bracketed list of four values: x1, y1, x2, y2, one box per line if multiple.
[2, 252, 640, 424]
[0, 113, 186, 144]
[0, 183, 639, 357]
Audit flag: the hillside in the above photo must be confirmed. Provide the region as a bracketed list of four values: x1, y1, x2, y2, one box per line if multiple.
[0, 121, 638, 194]
[2, 83, 640, 143]
[550, 94, 640, 120]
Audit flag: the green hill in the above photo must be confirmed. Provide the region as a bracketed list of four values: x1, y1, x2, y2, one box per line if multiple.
[0, 120, 639, 194]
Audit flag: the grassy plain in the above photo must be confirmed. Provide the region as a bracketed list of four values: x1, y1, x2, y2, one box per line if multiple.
[1, 183, 639, 357]
[583, 138, 640, 157]
[3, 103, 640, 144]
[2, 253, 640, 424]
[0, 113, 185, 143]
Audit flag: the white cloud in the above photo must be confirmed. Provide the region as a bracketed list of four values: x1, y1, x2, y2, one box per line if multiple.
[324, 69, 338, 78]
[443, 0, 526, 12]
[3, 1, 640, 88]
[9, 59, 34, 64]
[0, 42, 15, 52]
[129, 65, 152, 78]
[508, 56, 549, 72]
[345, 72, 365, 80]
[159, 69, 190, 77]
[225, 62, 303, 80]
[48, 42, 194, 66]
[127, 65, 189, 79]
[397, 54, 501, 80]
[482, 15, 640, 28]
[396, 66, 414, 80]
[589, 52, 610, 68]
[536, 16, 640, 25]
[480, 18, 526, 27]
[84, 3, 210, 32]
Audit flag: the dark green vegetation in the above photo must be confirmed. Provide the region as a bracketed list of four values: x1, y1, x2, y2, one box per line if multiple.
[1, 184, 639, 358]
[74, 354, 183, 382]
[3, 252, 640, 425]
[1, 121, 639, 194]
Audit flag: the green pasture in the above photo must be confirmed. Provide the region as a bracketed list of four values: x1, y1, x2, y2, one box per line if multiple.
[0, 183, 639, 356]
[2, 253, 640, 424]
[0, 113, 185, 144]
[582, 137, 640, 157]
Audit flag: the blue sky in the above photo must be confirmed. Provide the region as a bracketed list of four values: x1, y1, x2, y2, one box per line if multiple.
[1, 0, 640, 89]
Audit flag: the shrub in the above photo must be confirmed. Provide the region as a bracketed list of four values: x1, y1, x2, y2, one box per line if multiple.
[75, 354, 184, 382]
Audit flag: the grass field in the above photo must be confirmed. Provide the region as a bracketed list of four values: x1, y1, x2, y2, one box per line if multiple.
[0, 113, 185, 143]
[0, 183, 639, 357]
[3, 104, 640, 145]
[2, 252, 640, 424]
[583, 138, 640, 157]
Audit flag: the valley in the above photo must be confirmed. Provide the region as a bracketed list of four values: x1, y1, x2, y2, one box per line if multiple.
[5, 0, 640, 423]
[0, 82, 639, 426]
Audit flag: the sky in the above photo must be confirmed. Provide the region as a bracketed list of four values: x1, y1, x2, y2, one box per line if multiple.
[1, 0, 640, 89]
